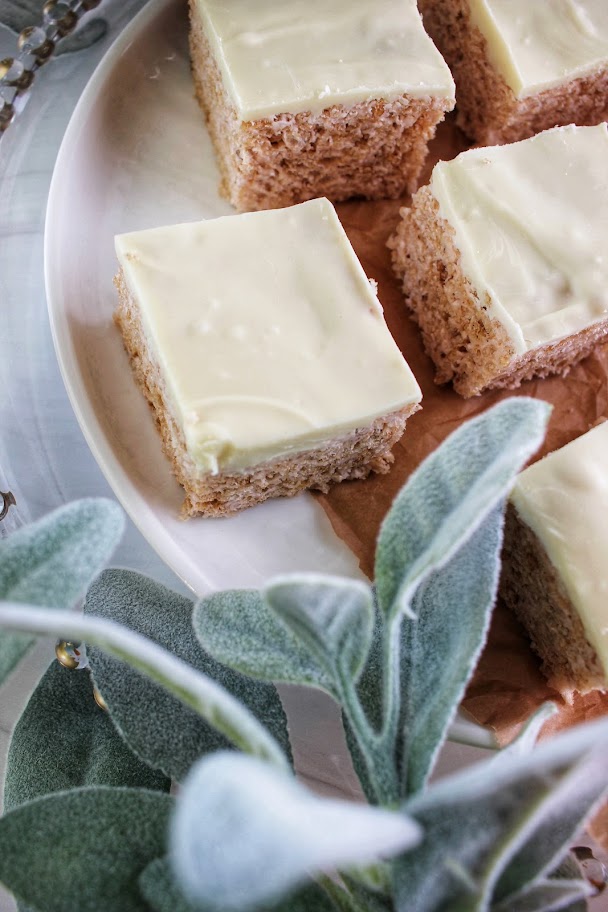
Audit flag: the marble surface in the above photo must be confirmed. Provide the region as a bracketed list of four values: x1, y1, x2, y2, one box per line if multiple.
[0, 4, 606, 911]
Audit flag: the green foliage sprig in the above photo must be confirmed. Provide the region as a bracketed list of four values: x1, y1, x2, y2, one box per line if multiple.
[0, 398, 605, 912]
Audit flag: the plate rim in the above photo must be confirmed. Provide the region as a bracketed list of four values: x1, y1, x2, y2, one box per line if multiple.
[43, 0, 213, 596]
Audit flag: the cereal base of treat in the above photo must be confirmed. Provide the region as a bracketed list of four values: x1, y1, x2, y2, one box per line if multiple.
[501, 503, 606, 698]
[189, 0, 452, 211]
[389, 186, 608, 397]
[420, 0, 608, 145]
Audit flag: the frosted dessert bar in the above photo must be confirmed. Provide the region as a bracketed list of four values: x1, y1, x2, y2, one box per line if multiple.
[419, 0, 608, 145]
[501, 422, 608, 696]
[188, 0, 455, 211]
[114, 198, 422, 517]
[389, 124, 608, 398]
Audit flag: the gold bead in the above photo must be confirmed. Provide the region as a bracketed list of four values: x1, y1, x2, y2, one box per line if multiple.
[57, 11, 78, 36]
[55, 640, 80, 670]
[93, 685, 108, 711]
[36, 39, 55, 61]
[42, 0, 57, 15]
[0, 103, 14, 133]
[0, 490, 16, 520]
[15, 69, 33, 90]
[18, 26, 37, 50]
[18, 27, 54, 60]
[0, 59, 33, 90]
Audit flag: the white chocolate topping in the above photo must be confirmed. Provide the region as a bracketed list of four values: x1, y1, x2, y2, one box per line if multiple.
[510, 422, 608, 678]
[194, 0, 455, 120]
[115, 198, 421, 474]
[430, 124, 608, 356]
[466, 0, 608, 98]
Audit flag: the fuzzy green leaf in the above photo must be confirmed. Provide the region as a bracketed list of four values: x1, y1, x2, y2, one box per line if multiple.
[374, 398, 550, 620]
[491, 743, 608, 903]
[263, 575, 374, 686]
[394, 717, 608, 912]
[0, 602, 289, 772]
[193, 588, 337, 697]
[140, 859, 337, 912]
[0, 787, 172, 912]
[346, 509, 504, 802]
[171, 752, 420, 912]
[4, 661, 169, 812]
[85, 570, 291, 780]
[339, 876, 393, 912]
[139, 858, 198, 912]
[272, 883, 340, 912]
[0, 499, 124, 684]
[342, 592, 384, 802]
[399, 505, 504, 794]
[491, 879, 590, 912]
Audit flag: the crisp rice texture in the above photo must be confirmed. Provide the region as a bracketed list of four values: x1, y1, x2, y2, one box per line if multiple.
[500, 503, 606, 698]
[188, 0, 452, 211]
[113, 269, 419, 517]
[419, 0, 608, 145]
[388, 186, 608, 397]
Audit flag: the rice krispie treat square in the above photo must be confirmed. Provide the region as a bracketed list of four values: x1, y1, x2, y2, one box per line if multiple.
[501, 422, 608, 696]
[419, 0, 608, 145]
[115, 198, 422, 517]
[389, 124, 608, 398]
[189, 0, 455, 211]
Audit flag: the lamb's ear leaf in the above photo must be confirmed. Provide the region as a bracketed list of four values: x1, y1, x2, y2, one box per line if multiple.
[0, 604, 288, 773]
[0, 787, 172, 912]
[4, 661, 169, 813]
[139, 859, 199, 912]
[490, 733, 606, 902]
[263, 575, 374, 686]
[271, 883, 340, 912]
[399, 504, 504, 795]
[501, 856, 589, 912]
[342, 711, 377, 804]
[491, 879, 590, 912]
[170, 752, 420, 912]
[0, 498, 124, 683]
[193, 588, 337, 697]
[85, 570, 291, 781]
[343, 593, 384, 802]
[374, 398, 550, 620]
[394, 718, 608, 912]
[339, 875, 393, 912]
[139, 858, 338, 912]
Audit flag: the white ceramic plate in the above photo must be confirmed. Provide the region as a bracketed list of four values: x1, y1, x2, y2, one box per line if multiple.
[44, 0, 363, 596]
[43, 0, 492, 759]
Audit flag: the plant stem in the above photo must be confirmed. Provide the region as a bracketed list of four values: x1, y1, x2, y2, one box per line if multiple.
[339, 673, 399, 805]
[0, 603, 290, 772]
[336, 612, 406, 806]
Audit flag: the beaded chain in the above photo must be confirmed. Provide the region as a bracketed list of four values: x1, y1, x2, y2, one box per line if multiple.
[0, 0, 102, 134]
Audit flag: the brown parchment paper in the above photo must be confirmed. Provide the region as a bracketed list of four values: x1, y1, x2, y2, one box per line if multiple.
[316, 117, 608, 842]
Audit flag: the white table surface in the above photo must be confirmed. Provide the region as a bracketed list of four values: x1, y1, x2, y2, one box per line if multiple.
[0, 4, 606, 911]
